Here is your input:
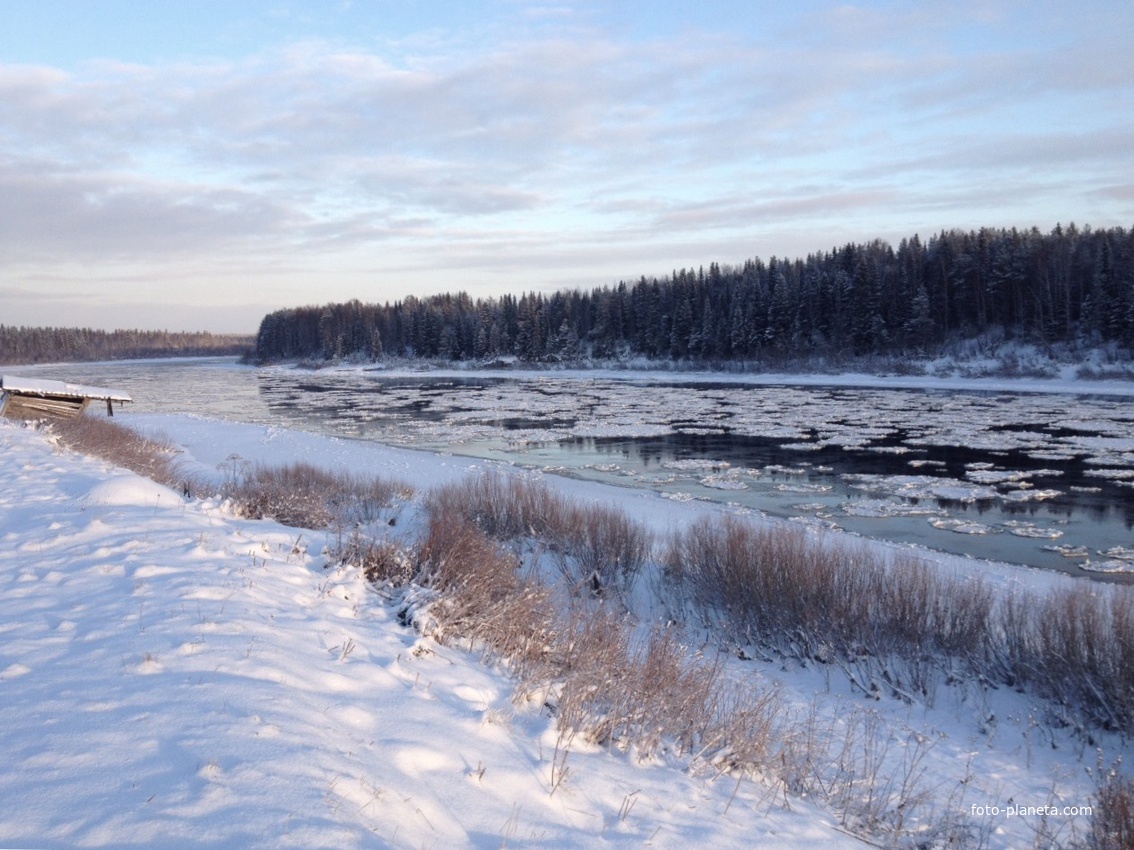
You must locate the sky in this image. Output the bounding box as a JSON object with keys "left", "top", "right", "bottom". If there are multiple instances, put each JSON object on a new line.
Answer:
{"left": 0, "top": 1, "right": 1132, "bottom": 333}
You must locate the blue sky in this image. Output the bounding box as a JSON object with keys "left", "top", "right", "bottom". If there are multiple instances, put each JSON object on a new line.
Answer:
{"left": 1, "top": 1, "right": 1131, "bottom": 333}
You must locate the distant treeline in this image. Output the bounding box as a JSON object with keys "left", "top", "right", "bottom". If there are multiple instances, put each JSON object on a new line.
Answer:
{"left": 255, "top": 225, "right": 1134, "bottom": 364}
{"left": 0, "top": 326, "right": 254, "bottom": 365}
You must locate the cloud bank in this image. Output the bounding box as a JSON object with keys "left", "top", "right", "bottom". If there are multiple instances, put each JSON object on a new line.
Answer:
{"left": 0, "top": 2, "right": 1131, "bottom": 331}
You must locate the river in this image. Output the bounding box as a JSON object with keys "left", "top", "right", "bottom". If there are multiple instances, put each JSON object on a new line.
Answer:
{"left": 13, "top": 357, "right": 1134, "bottom": 579}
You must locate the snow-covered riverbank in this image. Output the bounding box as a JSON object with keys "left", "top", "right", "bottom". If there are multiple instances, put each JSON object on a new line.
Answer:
{"left": 0, "top": 413, "right": 1124, "bottom": 848}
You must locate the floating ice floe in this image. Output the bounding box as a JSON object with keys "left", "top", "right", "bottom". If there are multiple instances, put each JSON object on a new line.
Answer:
{"left": 700, "top": 475, "right": 749, "bottom": 490}
{"left": 1044, "top": 544, "right": 1090, "bottom": 558}
{"left": 1083, "top": 468, "right": 1134, "bottom": 480}
{"left": 845, "top": 474, "right": 999, "bottom": 503}
{"left": 1081, "top": 560, "right": 1134, "bottom": 573}
{"left": 930, "top": 518, "right": 994, "bottom": 535}
{"left": 841, "top": 499, "right": 942, "bottom": 519}
{"left": 776, "top": 483, "right": 832, "bottom": 494}
{"left": 663, "top": 458, "right": 729, "bottom": 471}
{"left": 571, "top": 422, "right": 672, "bottom": 438}
{"left": 505, "top": 428, "right": 568, "bottom": 445}
{"left": 964, "top": 467, "right": 1064, "bottom": 485}
{"left": 791, "top": 515, "right": 842, "bottom": 531}
{"left": 585, "top": 463, "right": 623, "bottom": 473}
{"left": 1001, "top": 488, "right": 1062, "bottom": 502}
{"left": 793, "top": 502, "right": 832, "bottom": 513}
{"left": 1098, "top": 546, "right": 1134, "bottom": 561}
{"left": 1003, "top": 521, "right": 1063, "bottom": 539}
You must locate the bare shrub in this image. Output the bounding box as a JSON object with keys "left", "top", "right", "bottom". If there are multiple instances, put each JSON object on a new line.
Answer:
{"left": 414, "top": 514, "right": 557, "bottom": 679}
{"left": 430, "top": 471, "right": 652, "bottom": 599}
{"left": 1090, "top": 764, "right": 1134, "bottom": 850}
{"left": 427, "top": 471, "right": 571, "bottom": 541}
{"left": 414, "top": 499, "right": 778, "bottom": 775}
{"left": 329, "top": 530, "right": 415, "bottom": 585}
{"left": 534, "top": 605, "right": 780, "bottom": 771}
{"left": 668, "top": 513, "right": 1134, "bottom": 734}
{"left": 53, "top": 415, "right": 185, "bottom": 490}
{"left": 553, "top": 503, "right": 651, "bottom": 599}
{"left": 225, "top": 461, "right": 411, "bottom": 529}
{"left": 998, "top": 584, "right": 1134, "bottom": 732}
{"left": 665, "top": 515, "right": 989, "bottom": 682}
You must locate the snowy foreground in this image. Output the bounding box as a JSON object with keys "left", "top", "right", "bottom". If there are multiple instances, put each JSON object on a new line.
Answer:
{"left": 0, "top": 412, "right": 1120, "bottom": 848}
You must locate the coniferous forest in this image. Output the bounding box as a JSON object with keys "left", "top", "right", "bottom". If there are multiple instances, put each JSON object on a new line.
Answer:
{"left": 0, "top": 327, "right": 254, "bottom": 366}
{"left": 254, "top": 226, "right": 1134, "bottom": 366}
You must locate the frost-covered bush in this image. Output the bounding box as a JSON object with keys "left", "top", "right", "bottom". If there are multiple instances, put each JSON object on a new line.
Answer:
{"left": 666, "top": 514, "right": 1134, "bottom": 733}
{"left": 53, "top": 415, "right": 182, "bottom": 488}
{"left": 225, "top": 461, "right": 410, "bottom": 529}
{"left": 429, "top": 471, "right": 651, "bottom": 599}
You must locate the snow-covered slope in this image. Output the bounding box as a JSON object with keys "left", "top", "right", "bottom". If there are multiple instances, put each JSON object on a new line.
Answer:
{"left": 0, "top": 419, "right": 871, "bottom": 849}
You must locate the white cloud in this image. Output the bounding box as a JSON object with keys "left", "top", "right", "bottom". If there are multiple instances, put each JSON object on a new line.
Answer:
{"left": 0, "top": 2, "right": 1131, "bottom": 330}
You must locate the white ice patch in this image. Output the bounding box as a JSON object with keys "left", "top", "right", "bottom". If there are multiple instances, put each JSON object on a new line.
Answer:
{"left": 663, "top": 459, "right": 729, "bottom": 471}
{"left": 930, "top": 518, "right": 994, "bottom": 535}
{"left": 571, "top": 422, "right": 672, "bottom": 438}
{"left": 1098, "top": 546, "right": 1134, "bottom": 561}
{"left": 1044, "top": 544, "right": 1090, "bottom": 558}
{"left": 700, "top": 475, "right": 749, "bottom": 490}
{"left": 964, "top": 468, "right": 1063, "bottom": 485}
{"left": 845, "top": 474, "right": 998, "bottom": 503}
{"left": 776, "top": 483, "right": 832, "bottom": 494}
{"left": 1001, "top": 488, "right": 1062, "bottom": 502}
{"left": 842, "top": 499, "right": 942, "bottom": 519}
{"left": 1082, "top": 560, "right": 1134, "bottom": 573}
{"left": 1084, "top": 468, "right": 1134, "bottom": 480}
{"left": 1003, "top": 521, "right": 1063, "bottom": 539}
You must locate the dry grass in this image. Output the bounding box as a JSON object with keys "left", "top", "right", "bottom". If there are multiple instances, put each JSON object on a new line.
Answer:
{"left": 57, "top": 421, "right": 1110, "bottom": 847}
{"left": 997, "top": 584, "right": 1134, "bottom": 734}
{"left": 413, "top": 514, "right": 559, "bottom": 678}
{"left": 1090, "top": 764, "right": 1134, "bottom": 850}
{"left": 426, "top": 471, "right": 569, "bottom": 541}
{"left": 414, "top": 493, "right": 780, "bottom": 775}
{"left": 428, "top": 471, "right": 650, "bottom": 599}
{"left": 553, "top": 503, "right": 651, "bottom": 599}
{"left": 666, "top": 514, "right": 1134, "bottom": 734}
{"left": 224, "top": 461, "right": 412, "bottom": 530}
{"left": 52, "top": 415, "right": 185, "bottom": 490}
{"left": 328, "top": 530, "right": 415, "bottom": 585}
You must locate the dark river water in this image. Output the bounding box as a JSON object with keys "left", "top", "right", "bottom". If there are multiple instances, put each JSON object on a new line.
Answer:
{"left": 14, "top": 358, "right": 1134, "bottom": 580}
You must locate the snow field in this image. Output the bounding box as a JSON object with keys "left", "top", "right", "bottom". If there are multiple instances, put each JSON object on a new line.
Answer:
{"left": 0, "top": 420, "right": 870, "bottom": 849}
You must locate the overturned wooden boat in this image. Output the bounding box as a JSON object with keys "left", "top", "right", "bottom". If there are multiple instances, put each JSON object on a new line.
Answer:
{"left": 0, "top": 375, "right": 132, "bottom": 419}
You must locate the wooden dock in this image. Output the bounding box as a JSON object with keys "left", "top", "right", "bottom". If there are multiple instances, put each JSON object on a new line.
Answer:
{"left": 0, "top": 375, "right": 133, "bottom": 419}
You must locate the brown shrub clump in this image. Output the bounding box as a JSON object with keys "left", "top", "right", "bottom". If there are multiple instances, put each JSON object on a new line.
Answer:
{"left": 224, "top": 461, "right": 411, "bottom": 530}
{"left": 53, "top": 415, "right": 183, "bottom": 489}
